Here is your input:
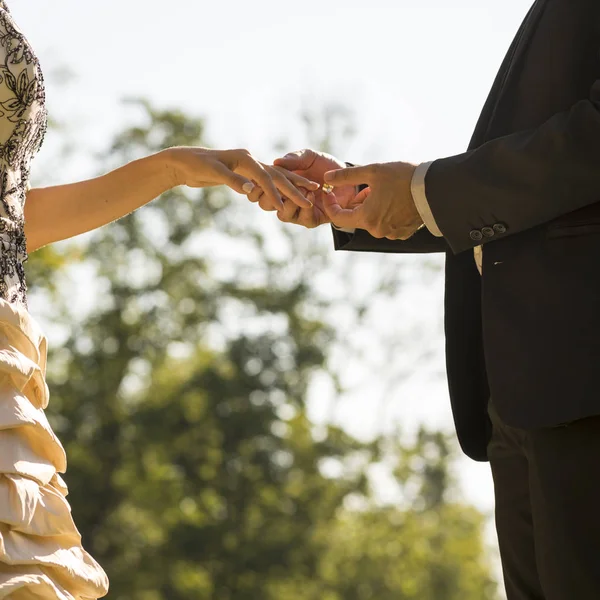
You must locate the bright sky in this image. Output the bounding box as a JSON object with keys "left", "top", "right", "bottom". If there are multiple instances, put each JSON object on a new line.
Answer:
{"left": 12, "top": 0, "right": 533, "bottom": 556}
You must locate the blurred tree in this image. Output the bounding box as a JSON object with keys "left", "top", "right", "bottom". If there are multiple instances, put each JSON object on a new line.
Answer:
{"left": 26, "top": 101, "right": 497, "bottom": 599}
{"left": 268, "top": 429, "right": 496, "bottom": 600}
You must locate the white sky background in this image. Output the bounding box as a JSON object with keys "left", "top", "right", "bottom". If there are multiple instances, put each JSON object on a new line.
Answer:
{"left": 12, "top": 0, "right": 532, "bottom": 558}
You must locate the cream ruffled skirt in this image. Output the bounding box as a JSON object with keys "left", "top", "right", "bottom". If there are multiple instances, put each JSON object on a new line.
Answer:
{"left": 0, "top": 299, "right": 109, "bottom": 599}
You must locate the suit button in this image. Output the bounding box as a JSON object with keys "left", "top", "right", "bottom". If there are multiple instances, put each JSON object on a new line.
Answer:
{"left": 481, "top": 226, "right": 495, "bottom": 238}
{"left": 493, "top": 223, "right": 507, "bottom": 234}
{"left": 470, "top": 230, "right": 483, "bottom": 241}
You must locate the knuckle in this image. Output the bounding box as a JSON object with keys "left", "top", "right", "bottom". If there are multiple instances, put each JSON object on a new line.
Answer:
{"left": 240, "top": 151, "right": 259, "bottom": 167}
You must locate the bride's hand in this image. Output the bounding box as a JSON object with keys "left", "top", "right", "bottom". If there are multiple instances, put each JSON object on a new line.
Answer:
{"left": 164, "top": 147, "right": 319, "bottom": 210}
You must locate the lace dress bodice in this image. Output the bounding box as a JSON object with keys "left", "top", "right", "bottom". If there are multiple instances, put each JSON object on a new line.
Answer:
{"left": 0, "top": 0, "right": 47, "bottom": 307}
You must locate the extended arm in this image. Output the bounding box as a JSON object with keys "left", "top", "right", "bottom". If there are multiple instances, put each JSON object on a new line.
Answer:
{"left": 25, "top": 151, "right": 173, "bottom": 252}
{"left": 25, "top": 148, "right": 318, "bottom": 252}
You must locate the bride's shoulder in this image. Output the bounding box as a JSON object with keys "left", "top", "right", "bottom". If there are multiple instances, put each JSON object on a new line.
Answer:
{"left": 0, "top": 3, "right": 31, "bottom": 45}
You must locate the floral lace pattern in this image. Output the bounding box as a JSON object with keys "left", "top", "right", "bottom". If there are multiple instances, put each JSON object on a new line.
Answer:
{"left": 0, "top": 0, "right": 47, "bottom": 306}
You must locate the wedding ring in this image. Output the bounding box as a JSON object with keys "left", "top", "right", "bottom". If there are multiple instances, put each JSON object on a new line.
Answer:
{"left": 322, "top": 183, "right": 334, "bottom": 194}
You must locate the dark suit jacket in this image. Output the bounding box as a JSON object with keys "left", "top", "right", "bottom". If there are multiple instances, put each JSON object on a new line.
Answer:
{"left": 333, "top": 0, "right": 600, "bottom": 461}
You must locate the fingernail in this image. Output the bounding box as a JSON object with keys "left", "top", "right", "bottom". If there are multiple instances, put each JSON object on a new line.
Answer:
{"left": 242, "top": 182, "right": 255, "bottom": 194}
{"left": 307, "top": 192, "right": 315, "bottom": 206}
{"left": 323, "top": 171, "right": 335, "bottom": 182}
{"left": 310, "top": 181, "right": 320, "bottom": 190}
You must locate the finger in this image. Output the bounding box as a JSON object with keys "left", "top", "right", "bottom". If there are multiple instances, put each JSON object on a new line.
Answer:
{"left": 296, "top": 203, "right": 328, "bottom": 229}
{"left": 277, "top": 204, "right": 301, "bottom": 224}
{"left": 258, "top": 196, "right": 277, "bottom": 212}
{"left": 324, "top": 165, "right": 373, "bottom": 188}
{"left": 238, "top": 156, "right": 283, "bottom": 210}
{"left": 279, "top": 197, "right": 303, "bottom": 222}
{"left": 354, "top": 186, "right": 371, "bottom": 205}
{"left": 322, "top": 190, "right": 365, "bottom": 229}
{"left": 210, "top": 161, "right": 256, "bottom": 195}
{"left": 247, "top": 187, "right": 263, "bottom": 204}
{"left": 273, "top": 149, "right": 317, "bottom": 172}
{"left": 269, "top": 169, "right": 314, "bottom": 209}
{"left": 272, "top": 166, "right": 320, "bottom": 191}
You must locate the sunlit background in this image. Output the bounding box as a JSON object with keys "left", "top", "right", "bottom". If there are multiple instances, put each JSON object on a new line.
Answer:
{"left": 12, "top": 1, "right": 534, "bottom": 597}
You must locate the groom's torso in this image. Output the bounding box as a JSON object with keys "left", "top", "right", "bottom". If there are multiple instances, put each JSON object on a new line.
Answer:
{"left": 447, "top": 0, "right": 600, "bottom": 460}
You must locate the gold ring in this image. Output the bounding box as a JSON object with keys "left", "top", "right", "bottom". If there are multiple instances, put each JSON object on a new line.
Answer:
{"left": 322, "top": 183, "right": 334, "bottom": 194}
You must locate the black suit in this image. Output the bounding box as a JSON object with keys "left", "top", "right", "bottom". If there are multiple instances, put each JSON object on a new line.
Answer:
{"left": 334, "top": 1, "right": 600, "bottom": 597}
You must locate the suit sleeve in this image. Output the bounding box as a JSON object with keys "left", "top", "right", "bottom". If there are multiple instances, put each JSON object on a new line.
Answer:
{"left": 426, "top": 77, "right": 600, "bottom": 253}
{"left": 332, "top": 226, "right": 448, "bottom": 254}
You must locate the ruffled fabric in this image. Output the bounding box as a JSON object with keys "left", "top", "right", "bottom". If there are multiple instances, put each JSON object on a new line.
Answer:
{"left": 0, "top": 299, "right": 109, "bottom": 599}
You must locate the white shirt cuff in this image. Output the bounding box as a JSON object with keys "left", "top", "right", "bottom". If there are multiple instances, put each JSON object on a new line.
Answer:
{"left": 332, "top": 224, "right": 356, "bottom": 234}
{"left": 411, "top": 161, "right": 443, "bottom": 237}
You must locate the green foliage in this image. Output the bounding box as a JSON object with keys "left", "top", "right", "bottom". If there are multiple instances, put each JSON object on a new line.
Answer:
{"left": 27, "top": 101, "right": 497, "bottom": 599}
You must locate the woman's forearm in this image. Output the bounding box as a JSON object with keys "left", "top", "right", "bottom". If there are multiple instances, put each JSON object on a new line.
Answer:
{"left": 24, "top": 150, "right": 175, "bottom": 252}
{"left": 24, "top": 146, "right": 320, "bottom": 253}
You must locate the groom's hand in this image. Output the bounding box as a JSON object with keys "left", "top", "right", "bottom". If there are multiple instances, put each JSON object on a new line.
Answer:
{"left": 267, "top": 149, "right": 359, "bottom": 228}
{"left": 322, "top": 162, "right": 423, "bottom": 240}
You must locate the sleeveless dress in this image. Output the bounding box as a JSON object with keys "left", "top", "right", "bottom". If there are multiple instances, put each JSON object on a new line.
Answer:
{"left": 0, "top": 2, "right": 109, "bottom": 598}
